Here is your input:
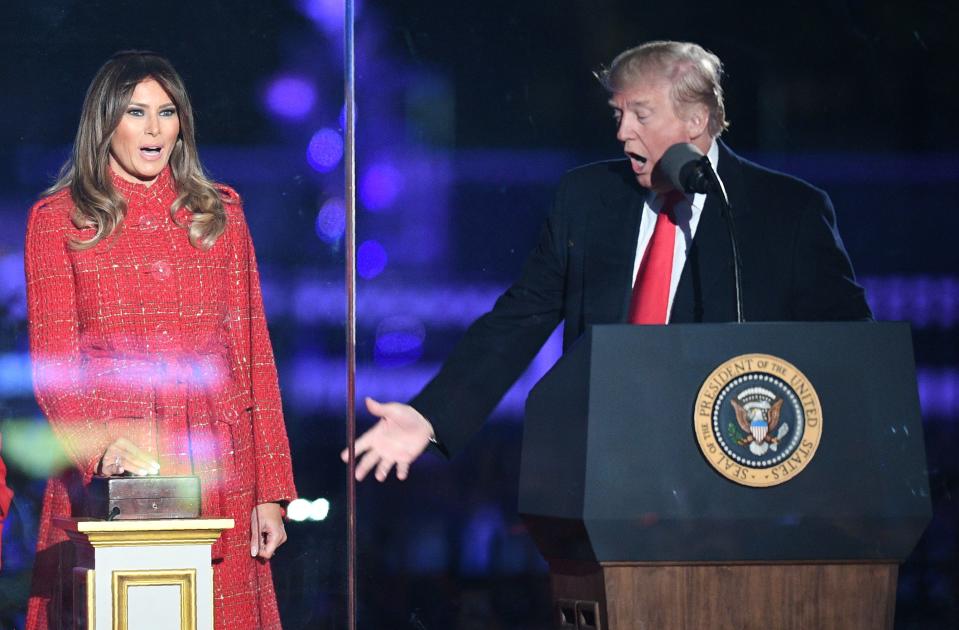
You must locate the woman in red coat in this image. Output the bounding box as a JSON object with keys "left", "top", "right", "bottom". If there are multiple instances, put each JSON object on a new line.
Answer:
{"left": 24, "top": 51, "right": 296, "bottom": 629}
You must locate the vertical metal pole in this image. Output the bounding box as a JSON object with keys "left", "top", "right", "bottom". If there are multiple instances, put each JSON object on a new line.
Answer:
{"left": 344, "top": 0, "right": 357, "bottom": 629}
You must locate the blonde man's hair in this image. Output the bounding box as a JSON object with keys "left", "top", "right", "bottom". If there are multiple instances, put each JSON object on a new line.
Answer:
{"left": 598, "top": 40, "right": 729, "bottom": 137}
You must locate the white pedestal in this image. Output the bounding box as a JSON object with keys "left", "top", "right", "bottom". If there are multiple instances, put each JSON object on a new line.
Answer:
{"left": 54, "top": 517, "right": 233, "bottom": 630}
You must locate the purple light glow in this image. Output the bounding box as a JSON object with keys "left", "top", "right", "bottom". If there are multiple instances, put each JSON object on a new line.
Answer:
{"left": 261, "top": 275, "right": 959, "bottom": 331}
{"left": 291, "top": 282, "right": 334, "bottom": 323}
{"left": 359, "top": 163, "right": 404, "bottom": 211}
{"left": 405, "top": 520, "right": 448, "bottom": 573}
{"left": 315, "top": 198, "right": 346, "bottom": 242}
{"left": 0, "top": 252, "right": 26, "bottom": 320}
{"left": 357, "top": 240, "right": 388, "bottom": 279}
{"left": 259, "top": 271, "right": 288, "bottom": 319}
{"left": 264, "top": 75, "right": 317, "bottom": 120}
{"left": 271, "top": 280, "right": 502, "bottom": 325}
{"left": 0, "top": 352, "right": 31, "bottom": 396}
{"left": 306, "top": 128, "right": 344, "bottom": 173}
{"left": 917, "top": 368, "right": 959, "bottom": 419}
{"left": 862, "top": 275, "right": 959, "bottom": 328}
{"left": 460, "top": 506, "right": 507, "bottom": 575}
{"left": 296, "top": 0, "right": 363, "bottom": 34}
{"left": 374, "top": 316, "right": 426, "bottom": 367}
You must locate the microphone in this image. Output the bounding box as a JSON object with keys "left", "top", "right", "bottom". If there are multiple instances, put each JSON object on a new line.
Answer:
{"left": 658, "top": 142, "right": 744, "bottom": 323}
{"left": 658, "top": 142, "right": 721, "bottom": 196}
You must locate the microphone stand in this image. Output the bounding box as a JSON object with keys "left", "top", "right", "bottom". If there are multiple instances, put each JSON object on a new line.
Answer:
{"left": 697, "top": 156, "right": 744, "bottom": 323}
{"left": 660, "top": 143, "right": 745, "bottom": 323}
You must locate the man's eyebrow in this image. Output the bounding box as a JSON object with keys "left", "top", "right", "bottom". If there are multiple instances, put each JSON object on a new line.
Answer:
{"left": 607, "top": 99, "right": 653, "bottom": 109}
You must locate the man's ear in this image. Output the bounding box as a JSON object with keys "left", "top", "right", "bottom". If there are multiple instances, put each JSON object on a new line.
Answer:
{"left": 685, "top": 104, "right": 710, "bottom": 139}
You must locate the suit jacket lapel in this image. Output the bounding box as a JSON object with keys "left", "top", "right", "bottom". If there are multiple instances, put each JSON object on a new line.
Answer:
{"left": 583, "top": 176, "right": 645, "bottom": 324}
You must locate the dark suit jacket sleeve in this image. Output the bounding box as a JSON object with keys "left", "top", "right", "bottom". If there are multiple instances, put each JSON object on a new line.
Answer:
{"left": 410, "top": 179, "right": 572, "bottom": 458}
{"left": 789, "top": 189, "right": 872, "bottom": 321}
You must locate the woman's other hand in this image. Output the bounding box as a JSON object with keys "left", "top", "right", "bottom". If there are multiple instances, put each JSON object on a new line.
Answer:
{"left": 250, "top": 502, "right": 288, "bottom": 559}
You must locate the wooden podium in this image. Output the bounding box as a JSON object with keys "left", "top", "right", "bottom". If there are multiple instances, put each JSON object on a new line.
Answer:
{"left": 520, "top": 323, "right": 931, "bottom": 630}
{"left": 54, "top": 517, "right": 233, "bottom": 630}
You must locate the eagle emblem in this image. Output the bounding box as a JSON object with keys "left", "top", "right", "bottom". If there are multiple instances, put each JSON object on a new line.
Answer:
{"left": 730, "top": 387, "right": 789, "bottom": 456}
{"left": 695, "top": 353, "right": 822, "bottom": 487}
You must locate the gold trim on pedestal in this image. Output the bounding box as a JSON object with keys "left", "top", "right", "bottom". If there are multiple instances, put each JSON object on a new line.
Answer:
{"left": 112, "top": 568, "right": 197, "bottom": 630}
{"left": 87, "top": 569, "right": 96, "bottom": 629}
{"left": 54, "top": 518, "right": 234, "bottom": 547}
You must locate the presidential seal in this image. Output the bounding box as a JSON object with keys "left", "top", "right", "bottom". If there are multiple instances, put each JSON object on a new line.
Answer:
{"left": 693, "top": 353, "right": 822, "bottom": 488}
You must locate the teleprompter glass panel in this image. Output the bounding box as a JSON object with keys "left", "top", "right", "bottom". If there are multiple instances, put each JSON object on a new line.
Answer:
{"left": 0, "top": 3, "right": 348, "bottom": 629}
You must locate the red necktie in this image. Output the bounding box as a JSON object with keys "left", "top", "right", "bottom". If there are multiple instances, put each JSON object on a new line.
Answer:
{"left": 628, "top": 193, "right": 681, "bottom": 324}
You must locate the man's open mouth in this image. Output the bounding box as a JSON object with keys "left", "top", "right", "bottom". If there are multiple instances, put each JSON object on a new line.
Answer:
{"left": 626, "top": 151, "right": 647, "bottom": 164}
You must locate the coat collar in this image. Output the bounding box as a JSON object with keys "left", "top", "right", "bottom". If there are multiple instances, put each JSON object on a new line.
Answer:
{"left": 713, "top": 139, "right": 751, "bottom": 220}
{"left": 109, "top": 165, "right": 176, "bottom": 202}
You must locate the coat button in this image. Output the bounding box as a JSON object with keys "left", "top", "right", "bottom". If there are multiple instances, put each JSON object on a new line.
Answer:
{"left": 152, "top": 260, "right": 172, "bottom": 280}
{"left": 138, "top": 215, "right": 158, "bottom": 232}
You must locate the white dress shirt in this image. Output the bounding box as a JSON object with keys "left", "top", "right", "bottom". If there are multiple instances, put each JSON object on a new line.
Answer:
{"left": 631, "top": 140, "right": 720, "bottom": 322}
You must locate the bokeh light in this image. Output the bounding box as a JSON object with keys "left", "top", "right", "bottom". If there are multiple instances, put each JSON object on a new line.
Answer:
{"left": 286, "top": 497, "right": 331, "bottom": 522}
{"left": 306, "top": 128, "right": 344, "bottom": 173}
{"left": 296, "top": 0, "right": 363, "bottom": 34}
{"left": 1, "top": 419, "right": 71, "bottom": 479}
{"left": 287, "top": 498, "right": 311, "bottom": 522}
{"left": 375, "top": 315, "right": 426, "bottom": 367}
{"left": 359, "top": 162, "right": 404, "bottom": 211}
{"left": 309, "top": 498, "right": 331, "bottom": 521}
{"left": 357, "top": 240, "right": 388, "bottom": 279}
{"left": 264, "top": 75, "right": 317, "bottom": 120}
{"left": 315, "top": 197, "right": 346, "bottom": 242}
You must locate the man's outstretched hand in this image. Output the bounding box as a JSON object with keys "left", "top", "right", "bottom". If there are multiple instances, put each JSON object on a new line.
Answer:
{"left": 341, "top": 397, "right": 435, "bottom": 481}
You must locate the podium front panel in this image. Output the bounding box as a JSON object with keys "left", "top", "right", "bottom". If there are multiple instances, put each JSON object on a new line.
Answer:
{"left": 520, "top": 322, "right": 931, "bottom": 563}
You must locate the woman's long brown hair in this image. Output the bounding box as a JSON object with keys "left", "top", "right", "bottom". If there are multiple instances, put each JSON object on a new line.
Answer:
{"left": 47, "top": 50, "right": 227, "bottom": 250}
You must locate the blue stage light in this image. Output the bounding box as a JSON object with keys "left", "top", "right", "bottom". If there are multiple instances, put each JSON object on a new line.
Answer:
{"left": 306, "top": 128, "right": 344, "bottom": 173}
{"left": 374, "top": 315, "right": 426, "bottom": 367}
{"left": 359, "top": 162, "right": 403, "bottom": 211}
{"left": 357, "top": 240, "right": 388, "bottom": 279}
{"left": 315, "top": 197, "right": 346, "bottom": 242}
{"left": 264, "top": 75, "right": 317, "bottom": 121}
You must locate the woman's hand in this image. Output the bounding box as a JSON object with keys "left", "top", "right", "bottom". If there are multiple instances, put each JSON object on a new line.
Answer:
{"left": 250, "top": 502, "right": 287, "bottom": 559}
{"left": 98, "top": 438, "right": 160, "bottom": 476}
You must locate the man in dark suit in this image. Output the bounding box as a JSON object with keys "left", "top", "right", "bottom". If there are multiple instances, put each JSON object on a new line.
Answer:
{"left": 342, "top": 40, "right": 871, "bottom": 480}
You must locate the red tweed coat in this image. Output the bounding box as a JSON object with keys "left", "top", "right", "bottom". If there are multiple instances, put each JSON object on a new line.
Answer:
{"left": 24, "top": 167, "right": 296, "bottom": 629}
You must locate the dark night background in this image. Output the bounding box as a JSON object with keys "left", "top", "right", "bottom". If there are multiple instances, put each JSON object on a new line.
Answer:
{"left": 0, "top": 1, "right": 957, "bottom": 628}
